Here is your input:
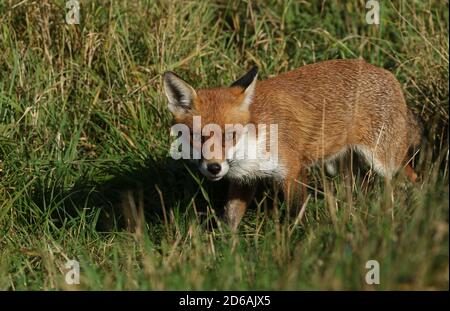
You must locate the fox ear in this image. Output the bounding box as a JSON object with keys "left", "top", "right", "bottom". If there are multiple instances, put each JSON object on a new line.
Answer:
{"left": 163, "top": 71, "right": 197, "bottom": 115}
{"left": 231, "top": 66, "right": 258, "bottom": 110}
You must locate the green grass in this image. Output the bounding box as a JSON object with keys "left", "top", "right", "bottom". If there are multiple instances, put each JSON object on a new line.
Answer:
{"left": 0, "top": 0, "right": 448, "bottom": 290}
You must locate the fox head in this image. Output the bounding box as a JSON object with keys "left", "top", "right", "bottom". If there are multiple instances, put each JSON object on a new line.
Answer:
{"left": 163, "top": 66, "right": 258, "bottom": 181}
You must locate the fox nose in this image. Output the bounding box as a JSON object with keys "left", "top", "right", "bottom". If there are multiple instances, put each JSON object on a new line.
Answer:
{"left": 207, "top": 163, "right": 222, "bottom": 175}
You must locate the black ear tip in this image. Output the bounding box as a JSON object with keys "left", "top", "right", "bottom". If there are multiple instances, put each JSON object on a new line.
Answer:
{"left": 250, "top": 65, "right": 258, "bottom": 74}
{"left": 230, "top": 65, "right": 259, "bottom": 88}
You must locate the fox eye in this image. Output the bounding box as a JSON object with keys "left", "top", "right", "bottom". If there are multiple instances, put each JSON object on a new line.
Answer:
{"left": 192, "top": 132, "right": 202, "bottom": 141}
{"left": 225, "top": 131, "right": 235, "bottom": 141}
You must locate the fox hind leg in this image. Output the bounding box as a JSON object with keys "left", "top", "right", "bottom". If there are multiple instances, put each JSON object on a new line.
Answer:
{"left": 404, "top": 163, "right": 418, "bottom": 182}
{"left": 354, "top": 145, "right": 396, "bottom": 180}
{"left": 282, "top": 165, "right": 307, "bottom": 218}
{"left": 354, "top": 143, "right": 418, "bottom": 182}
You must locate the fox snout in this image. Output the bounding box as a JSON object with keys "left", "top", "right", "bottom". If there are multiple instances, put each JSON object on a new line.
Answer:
{"left": 191, "top": 132, "right": 234, "bottom": 181}
{"left": 198, "top": 159, "right": 230, "bottom": 181}
{"left": 206, "top": 163, "right": 221, "bottom": 175}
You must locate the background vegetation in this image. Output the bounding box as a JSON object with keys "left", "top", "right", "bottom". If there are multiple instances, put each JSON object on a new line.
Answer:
{"left": 0, "top": 0, "right": 448, "bottom": 290}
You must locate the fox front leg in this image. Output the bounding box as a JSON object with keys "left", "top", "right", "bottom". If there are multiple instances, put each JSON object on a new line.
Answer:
{"left": 225, "top": 181, "right": 256, "bottom": 231}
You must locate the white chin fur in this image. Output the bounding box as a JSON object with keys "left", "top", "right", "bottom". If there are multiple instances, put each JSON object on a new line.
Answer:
{"left": 199, "top": 161, "right": 229, "bottom": 181}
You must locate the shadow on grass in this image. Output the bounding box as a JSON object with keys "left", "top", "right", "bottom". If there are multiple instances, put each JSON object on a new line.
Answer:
{"left": 30, "top": 157, "right": 230, "bottom": 232}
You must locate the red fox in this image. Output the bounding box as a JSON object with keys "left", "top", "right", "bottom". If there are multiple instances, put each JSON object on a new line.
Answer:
{"left": 163, "top": 59, "right": 421, "bottom": 230}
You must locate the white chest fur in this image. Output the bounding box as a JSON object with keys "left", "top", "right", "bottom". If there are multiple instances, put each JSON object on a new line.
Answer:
{"left": 225, "top": 125, "right": 286, "bottom": 182}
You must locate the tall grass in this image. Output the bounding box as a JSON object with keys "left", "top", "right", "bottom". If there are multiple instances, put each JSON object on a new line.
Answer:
{"left": 0, "top": 0, "right": 448, "bottom": 290}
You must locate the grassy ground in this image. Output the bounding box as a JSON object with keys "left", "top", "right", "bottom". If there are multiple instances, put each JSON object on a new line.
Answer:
{"left": 0, "top": 0, "right": 448, "bottom": 290}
